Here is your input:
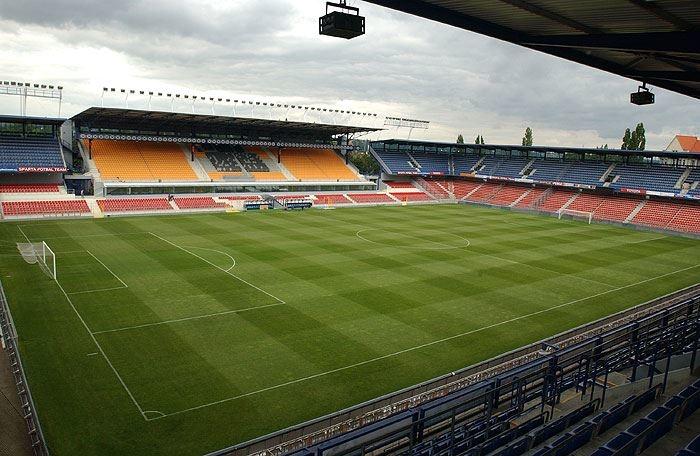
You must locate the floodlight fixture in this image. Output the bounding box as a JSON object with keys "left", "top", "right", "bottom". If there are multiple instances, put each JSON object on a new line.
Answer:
{"left": 631, "top": 82, "right": 655, "bottom": 105}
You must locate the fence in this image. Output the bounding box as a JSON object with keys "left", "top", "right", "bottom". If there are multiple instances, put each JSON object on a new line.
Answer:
{"left": 0, "top": 280, "right": 49, "bottom": 455}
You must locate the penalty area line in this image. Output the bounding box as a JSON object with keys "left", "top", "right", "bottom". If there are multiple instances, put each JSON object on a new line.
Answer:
{"left": 146, "top": 263, "right": 700, "bottom": 421}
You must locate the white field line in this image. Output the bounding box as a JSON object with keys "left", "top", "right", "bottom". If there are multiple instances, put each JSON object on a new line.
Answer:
{"left": 147, "top": 262, "right": 700, "bottom": 421}
{"left": 184, "top": 246, "right": 236, "bottom": 272}
{"left": 68, "top": 286, "right": 128, "bottom": 296}
{"left": 16, "top": 225, "right": 148, "bottom": 420}
{"left": 92, "top": 302, "right": 284, "bottom": 335}
{"left": 149, "top": 232, "right": 285, "bottom": 304}
{"left": 86, "top": 250, "right": 129, "bottom": 288}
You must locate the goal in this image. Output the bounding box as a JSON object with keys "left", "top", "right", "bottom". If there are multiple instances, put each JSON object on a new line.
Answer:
{"left": 17, "top": 242, "right": 56, "bottom": 280}
{"left": 557, "top": 209, "right": 593, "bottom": 224}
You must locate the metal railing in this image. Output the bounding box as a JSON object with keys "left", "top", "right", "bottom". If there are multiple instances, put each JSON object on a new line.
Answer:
{"left": 0, "top": 280, "right": 49, "bottom": 455}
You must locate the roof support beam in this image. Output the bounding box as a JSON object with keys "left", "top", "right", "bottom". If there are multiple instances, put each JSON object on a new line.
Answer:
{"left": 522, "top": 32, "right": 700, "bottom": 55}
{"left": 626, "top": 0, "right": 695, "bottom": 31}
{"left": 620, "top": 71, "right": 700, "bottom": 83}
{"left": 496, "top": 0, "right": 600, "bottom": 34}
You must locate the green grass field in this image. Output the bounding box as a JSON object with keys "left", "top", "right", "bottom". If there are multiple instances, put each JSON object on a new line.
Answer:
{"left": 1, "top": 204, "right": 698, "bottom": 455}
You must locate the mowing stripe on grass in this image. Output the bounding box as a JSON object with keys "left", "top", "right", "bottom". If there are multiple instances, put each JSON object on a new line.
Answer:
{"left": 149, "top": 232, "right": 286, "bottom": 304}
{"left": 147, "top": 262, "right": 700, "bottom": 420}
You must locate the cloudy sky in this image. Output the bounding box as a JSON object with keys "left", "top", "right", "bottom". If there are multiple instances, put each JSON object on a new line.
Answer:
{"left": 1, "top": 0, "right": 698, "bottom": 149}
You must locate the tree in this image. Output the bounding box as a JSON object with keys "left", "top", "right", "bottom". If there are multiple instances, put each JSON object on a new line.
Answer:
{"left": 457, "top": 134, "right": 464, "bottom": 144}
{"left": 348, "top": 151, "right": 380, "bottom": 175}
{"left": 621, "top": 123, "right": 646, "bottom": 150}
{"left": 621, "top": 128, "right": 631, "bottom": 150}
{"left": 475, "top": 135, "right": 485, "bottom": 145}
{"left": 521, "top": 127, "right": 533, "bottom": 146}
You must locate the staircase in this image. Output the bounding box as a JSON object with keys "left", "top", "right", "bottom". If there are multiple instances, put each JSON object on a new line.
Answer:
{"left": 181, "top": 146, "right": 210, "bottom": 181}
{"left": 559, "top": 192, "right": 580, "bottom": 211}
{"left": 510, "top": 188, "right": 532, "bottom": 207}
{"left": 625, "top": 199, "right": 647, "bottom": 223}
{"left": 520, "top": 159, "right": 535, "bottom": 176}
{"left": 675, "top": 167, "right": 692, "bottom": 189}
{"left": 600, "top": 163, "right": 616, "bottom": 182}
{"left": 260, "top": 148, "right": 296, "bottom": 180}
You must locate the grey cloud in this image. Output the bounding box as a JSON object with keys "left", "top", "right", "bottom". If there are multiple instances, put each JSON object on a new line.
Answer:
{"left": 0, "top": 0, "right": 698, "bottom": 149}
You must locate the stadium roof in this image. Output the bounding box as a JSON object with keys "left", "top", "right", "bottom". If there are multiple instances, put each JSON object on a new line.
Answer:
{"left": 364, "top": 0, "right": 700, "bottom": 100}
{"left": 0, "top": 114, "right": 67, "bottom": 126}
{"left": 71, "top": 107, "right": 380, "bottom": 140}
{"left": 376, "top": 138, "right": 700, "bottom": 160}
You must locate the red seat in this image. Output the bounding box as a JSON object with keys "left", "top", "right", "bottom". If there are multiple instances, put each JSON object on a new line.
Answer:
{"left": 174, "top": 197, "right": 226, "bottom": 209}
{"left": 98, "top": 198, "right": 172, "bottom": 212}
{"left": 1, "top": 200, "right": 89, "bottom": 215}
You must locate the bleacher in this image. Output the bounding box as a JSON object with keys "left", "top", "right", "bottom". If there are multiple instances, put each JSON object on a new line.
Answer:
{"left": 529, "top": 160, "right": 570, "bottom": 182}
{"left": 347, "top": 193, "right": 395, "bottom": 204}
{"left": 489, "top": 185, "right": 530, "bottom": 206}
{"left": 97, "top": 198, "right": 173, "bottom": 213}
{"left": 411, "top": 153, "right": 450, "bottom": 174}
{"left": 560, "top": 161, "right": 609, "bottom": 186}
{"left": 377, "top": 150, "right": 418, "bottom": 174}
{"left": 281, "top": 148, "right": 358, "bottom": 181}
{"left": 536, "top": 189, "right": 575, "bottom": 212}
{"left": 610, "top": 163, "right": 685, "bottom": 193}
{"left": 314, "top": 194, "right": 353, "bottom": 205}
{"left": 173, "top": 197, "right": 227, "bottom": 210}
{"left": 0, "top": 135, "right": 66, "bottom": 172}
{"left": 1, "top": 200, "right": 90, "bottom": 217}
{"left": 89, "top": 140, "right": 198, "bottom": 181}
{"left": 205, "top": 148, "right": 243, "bottom": 172}
{"left": 453, "top": 154, "right": 481, "bottom": 175}
{"left": 390, "top": 192, "right": 433, "bottom": 202}
{"left": 465, "top": 182, "right": 502, "bottom": 202}
{"left": 0, "top": 184, "right": 59, "bottom": 193}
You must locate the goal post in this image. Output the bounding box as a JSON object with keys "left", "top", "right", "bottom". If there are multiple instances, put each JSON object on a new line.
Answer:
{"left": 557, "top": 209, "right": 593, "bottom": 224}
{"left": 17, "top": 241, "right": 56, "bottom": 280}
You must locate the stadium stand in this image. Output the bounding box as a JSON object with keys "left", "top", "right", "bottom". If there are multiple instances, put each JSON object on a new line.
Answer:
{"left": 97, "top": 198, "right": 173, "bottom": 213}
{"left": 411, "top": 152, "right": 450, "bottom": 174}
{"left": 529, "top": 159, "right": 570, "bottom": 181}
{"left": 592, "top": 195, "right": 642, "bottom": 222}
{"left": 0, "top": 135, "right": 66, "bottom": 171}
{"left": 173, "top": 197, "right": 227, "bottom": 210}
{"left": 536, "top": 189, "right": 576, "bottom": 212}
{"left": 314, "top": 194, "right": 353, "bottom": 205}
{"left": 347, "top": 193, "right": 395, "bottom": 204}
{"left": 560, "top": 161, "right": 610, "bottom": 186}
{"left": 453, "top": 153, "right": 481, "bottom": 175}
{"left": 515, "top": 187, "right": 547, "bottom": 208}
{"left": 1, "top": 200, "right": 90, "bottom": 216}
{"left": 453, "top": 180, "right": 483, "bottom": 199}
{"left": 205, "top": 148, "right": 243, "bottom": 172}
{"left": 610, "top": 164, "right": 686, "bottom": 193}
{"left": 251, "top": 171, "right": 287, "bottom": 181}
{"left": 385, "top": 181, "right": 416, "bottom": 189}
{"left": 376, "top": 150, "right": 418, "bottom": 174}
{"left": 465, "top": 182, "right": 502, "bottom": 202}
{"left": 418, "top": 178, "right": 451, "bottom": 199}
{"left": 89, "top": 140, "right": 197, "bottom": 181}
{"left": 489, "top": 185, "right": 531, "bottom": 206}
{"left": 0, "top": 184, "right": 59, "bottom": 193}
{"left": 281, "top": 148, "right": 358, "bottom": 181}
{"left": 390, "top": 192, "right": 433, "bottom": 202}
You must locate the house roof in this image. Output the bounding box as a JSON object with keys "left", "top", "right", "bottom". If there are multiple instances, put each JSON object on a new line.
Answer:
{"left": 674, "top": 135, "right": 700, "bottom": 153}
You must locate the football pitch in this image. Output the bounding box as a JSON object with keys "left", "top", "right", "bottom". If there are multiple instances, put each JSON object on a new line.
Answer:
{"left": 1, "top": 204, "right": 699, "bottom": 455}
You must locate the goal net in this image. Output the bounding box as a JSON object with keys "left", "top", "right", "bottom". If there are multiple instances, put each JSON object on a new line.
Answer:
{"left": 17, "top": 242, "right": 56, "bottom": 280}
{"left": 557, "top": 209, "right": 593, "bottom": 224}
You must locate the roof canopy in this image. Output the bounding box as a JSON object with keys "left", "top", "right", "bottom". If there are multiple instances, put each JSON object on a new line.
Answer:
{"left": 374, "top": 138, "right": 700, "bottom": 160}
{"left": 71, "top": 107, "right": 380, "bottom": 142}
{"left": 365, "top": 0, "right": 700, "bottom": 100}
{"left": 0, "top": 114, "right": 67, "bottom": 126}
